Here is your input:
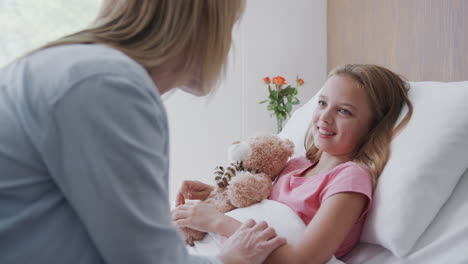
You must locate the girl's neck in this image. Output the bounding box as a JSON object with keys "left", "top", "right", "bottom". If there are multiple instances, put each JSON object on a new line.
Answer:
{"left": 322, "top": 151, "right": 352, "bottom": 163}
{"left": 311, "top": 152, "right": 352, "bottom": 176}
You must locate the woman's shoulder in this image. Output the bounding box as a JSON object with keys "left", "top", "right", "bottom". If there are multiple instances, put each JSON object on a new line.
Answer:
{"left": 23, "top": 44, "right": 159, "bottom": 105}
{"left": 33, "top": 44, "right": 149, "bottom": 83}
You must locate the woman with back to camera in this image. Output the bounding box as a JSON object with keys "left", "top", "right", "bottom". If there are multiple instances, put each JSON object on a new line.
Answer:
{"left": 0, "top": 0, "right": 285, "bottom": 263}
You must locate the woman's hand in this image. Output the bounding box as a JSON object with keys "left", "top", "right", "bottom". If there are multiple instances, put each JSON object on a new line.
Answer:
{"left": 218, "top": 220, "right": 286, "bottom": 264}
{"left": 172, "top": 202, "right": 224, "bottom": 233}
{"left": 176, "top": 180, "right": 214, "bottom": 206}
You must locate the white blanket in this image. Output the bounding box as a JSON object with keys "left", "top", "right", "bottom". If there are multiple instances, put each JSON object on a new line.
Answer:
{"left": 187, "top": 199, "right": 344, "bottom": 264}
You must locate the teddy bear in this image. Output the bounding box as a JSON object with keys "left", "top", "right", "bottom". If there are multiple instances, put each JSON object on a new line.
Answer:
{"left": 181, "top": 134, "right": 295, "bottom": 246}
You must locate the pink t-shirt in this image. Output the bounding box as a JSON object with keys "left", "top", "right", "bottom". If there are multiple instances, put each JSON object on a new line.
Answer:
{"left": 269, "top": 156, "right": 373, "bottom": 258}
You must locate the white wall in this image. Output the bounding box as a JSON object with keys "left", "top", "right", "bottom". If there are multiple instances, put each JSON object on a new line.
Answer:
{"left": 165, "top": 0, "right": 327, "bottom": 201}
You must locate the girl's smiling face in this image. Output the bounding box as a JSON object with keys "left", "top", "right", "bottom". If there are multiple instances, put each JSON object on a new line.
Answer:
{"left": 312, "top": 74, "right": 374, "bottom": 159}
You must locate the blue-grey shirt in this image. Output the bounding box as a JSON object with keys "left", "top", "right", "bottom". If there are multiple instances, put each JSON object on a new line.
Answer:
{"left": 0, "top": 44, "right": 220, "bottom": 264}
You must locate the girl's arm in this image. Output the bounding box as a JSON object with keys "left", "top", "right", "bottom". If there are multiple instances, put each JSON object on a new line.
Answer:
{"left": 212, "top": 214, "right": 243, "bottom": 237}
{"left": 265, "top": 192, "right": 368, "bottom": 264}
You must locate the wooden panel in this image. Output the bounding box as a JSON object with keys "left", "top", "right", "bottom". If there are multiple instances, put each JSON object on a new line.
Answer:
{"left": 328, "top": 0, "right": 468, "bottom": 81}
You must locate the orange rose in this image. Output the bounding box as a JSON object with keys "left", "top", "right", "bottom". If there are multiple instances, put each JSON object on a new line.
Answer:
{"left": 297, "top": 78, "right": 304, "bottom": 86}
{"left": 263, "top": 77, "right": 271, "bottom": 84}
{"left": 272, "top": 76, "right": 286, "bottom": 86}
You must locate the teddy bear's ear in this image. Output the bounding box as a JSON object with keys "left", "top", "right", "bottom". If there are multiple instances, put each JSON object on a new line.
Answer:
{"left": 228, "top": 141, "right": 251, "bottom": 162}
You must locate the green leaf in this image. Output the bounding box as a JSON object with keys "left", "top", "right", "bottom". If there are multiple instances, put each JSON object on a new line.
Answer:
{"left": 280, "top": 96, "right": 285, "bottom": 104}
{"left": 292, "top": 98, "right": 300, "bottom": 105}
{"left": 282, "top": 87, "right": 292, "bottom": 95}
{"left": 271, "top": 90, "right": 278, "bottom": 100}
{"left": 259, "top": 100, "right": 268, "bottom": 104}
{"left": 285, "top": 102, "right": 292, "bottom": 112}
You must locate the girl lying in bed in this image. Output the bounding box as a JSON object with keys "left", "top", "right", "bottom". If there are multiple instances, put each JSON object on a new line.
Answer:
{"left": 172, "top": 64, "right": 413, "bottom": 263}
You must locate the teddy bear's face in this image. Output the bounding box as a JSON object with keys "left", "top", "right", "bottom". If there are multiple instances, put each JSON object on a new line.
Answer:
{"left": 241, "top": 135, "right": 294, "bottom": 179}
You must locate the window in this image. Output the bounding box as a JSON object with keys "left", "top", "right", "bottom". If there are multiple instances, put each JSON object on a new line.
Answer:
{"left": 0, "top": 0, "right": 101, "bottom": 66}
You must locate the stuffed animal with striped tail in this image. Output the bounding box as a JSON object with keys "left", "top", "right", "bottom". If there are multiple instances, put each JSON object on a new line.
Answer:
{"left": 179, "top": 134, "right": 294, "bottom": 246}
{"left": 214, "top": 161, "right": 244, "bottom": 188}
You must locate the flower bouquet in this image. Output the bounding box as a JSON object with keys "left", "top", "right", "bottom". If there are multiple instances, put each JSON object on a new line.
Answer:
{"left": 260, "top": 75, "right": 304, "bottom": 133}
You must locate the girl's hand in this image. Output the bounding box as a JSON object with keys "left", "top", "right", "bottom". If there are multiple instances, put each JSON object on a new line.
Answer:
{"left": 172, "top": 202, "right": 223, "bottom": 233}
{"left": 176, "top": 180, "right": 214, "bottom": 206}
{"left": 218, "top": 219, "right": 286, "bottom": 264}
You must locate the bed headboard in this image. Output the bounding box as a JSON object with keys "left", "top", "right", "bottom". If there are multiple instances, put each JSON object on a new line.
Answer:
{"left": 327, "top": 0, "right": 468, "bottom": 81}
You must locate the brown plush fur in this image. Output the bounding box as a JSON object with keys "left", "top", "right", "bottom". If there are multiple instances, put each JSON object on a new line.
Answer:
{"left": 181, "top": 134, "right": 294, "bottom": 245}
{"left": 228, "top": 172, "right": 272, "bottom": 208}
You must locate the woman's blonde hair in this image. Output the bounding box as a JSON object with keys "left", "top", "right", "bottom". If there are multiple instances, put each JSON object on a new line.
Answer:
{"left": 32, "top": 0, "right": 245, "bottom": 94}
{"left": 304, "top": 64, "right": 413, "bottom": 186}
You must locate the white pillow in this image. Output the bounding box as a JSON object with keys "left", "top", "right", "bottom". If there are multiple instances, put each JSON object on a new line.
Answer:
{"left": 278, "top": 87, "right": 321, "bottom": 157}
{"left": 402, "top": 168, "right": 468, "bottom": 263}
{"left": 279, "top": 81, "right": 468, "bottom": 257}
{"left": 361, "top": 81, "right": 468, "bottom": 256}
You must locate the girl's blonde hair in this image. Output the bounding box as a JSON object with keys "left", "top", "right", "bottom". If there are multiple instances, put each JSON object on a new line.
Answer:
{"left": 305, "top": 64, "right": 413, "bottom": 186}
{"left": 31, "top": 0, "right": 245, "bottom": 94}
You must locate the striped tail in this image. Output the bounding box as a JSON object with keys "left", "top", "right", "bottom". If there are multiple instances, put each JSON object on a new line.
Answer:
{"left": 221, "top": 161, "right": 243, "bottom": 187}
{"left": 214, "top": 166, "right": 226, "bottom": 188}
